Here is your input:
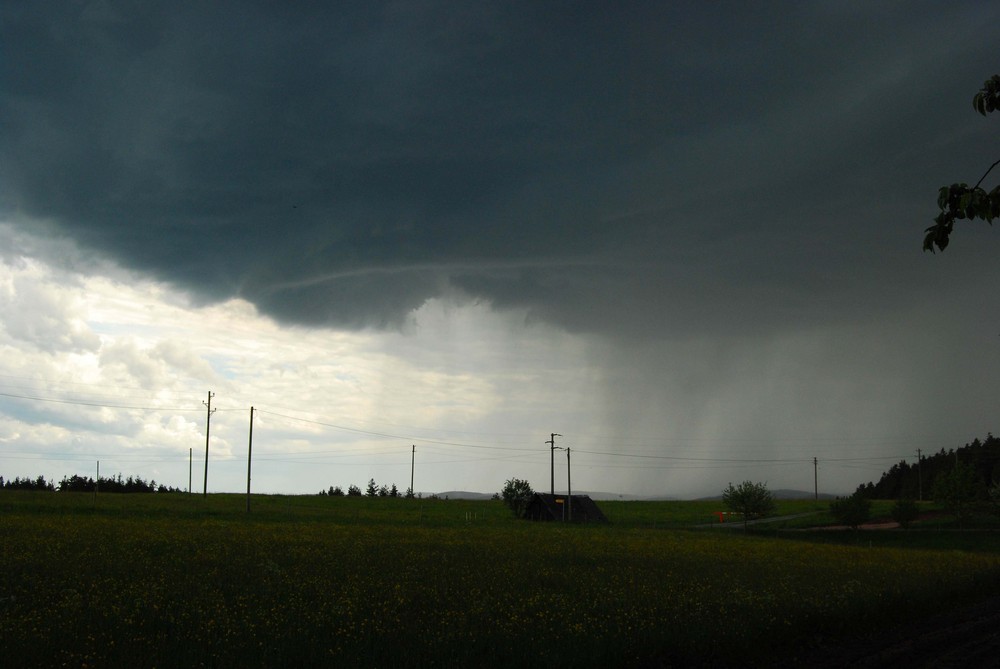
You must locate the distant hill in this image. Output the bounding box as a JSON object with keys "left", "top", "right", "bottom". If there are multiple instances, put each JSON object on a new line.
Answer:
{"left": 433, "top": 489, "right": 841, "bottom": 502}
{"left": 432, "top": 491, "right": 495, "bottom": 500}
{"left": 432, "top": 490, "right": 672, "bottom": 501}
{"left": 574, "top": 491, "right": 676, "bottom": 501}
{"left": 696, "top": 489, "right": 840, "bottom": 501}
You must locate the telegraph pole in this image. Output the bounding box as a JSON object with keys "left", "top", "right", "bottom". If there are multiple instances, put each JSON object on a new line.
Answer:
{"left": 410, "top": 445, "right": 415, "bottom": 496}
{"left": 546, "top": 433, "right": 561, "bottom": 494}
{"left": 246, "top": 406, "right": 254, "bottom": 513}
{"left": 916, "top": 449, "right": 923, "bottom": 501}
{"left": 566, "top": 447, "right": 572, "bottom": 522}
{"left": 203, "top": 391, "right": 215, "bottom": 496}
{"left": 814, "top": 457, "right": 818, "bottom": 501}
{"left": 188, "top": 448, "right": 192, "bottom": 494}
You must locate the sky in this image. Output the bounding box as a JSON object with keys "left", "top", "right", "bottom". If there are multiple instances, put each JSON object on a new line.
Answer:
{"left": 2, "top": 1, "right": 1000, "bottom": 499}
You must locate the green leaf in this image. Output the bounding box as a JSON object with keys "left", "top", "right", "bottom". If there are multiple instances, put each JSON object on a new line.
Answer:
{"left": 959, "top": 191, "right": 973, "bottom": 211}
{"left": 938, "top": 186, "right": 950, "bottom": 209}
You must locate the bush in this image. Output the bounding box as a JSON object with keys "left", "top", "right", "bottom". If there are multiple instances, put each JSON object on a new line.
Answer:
{"left": 830, "top": 492, "right": 871, "bottom": 529}
{"left": 891, "top": 498, "right": 919, "bottom": 529}
{"left": 989, "top": 480, "right": 1000, "bottom": 518}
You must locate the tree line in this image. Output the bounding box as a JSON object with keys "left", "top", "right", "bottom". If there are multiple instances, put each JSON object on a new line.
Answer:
{"left": 318, "top": 478, "right": 416, "bottom": 499}
{"left": 858, "top": 434, "right": 1000, "bottom": 501}
{"left": 0, "top": 474, "right": 182, "bottom": 493}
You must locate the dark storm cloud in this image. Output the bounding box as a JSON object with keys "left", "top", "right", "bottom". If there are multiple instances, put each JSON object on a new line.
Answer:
{"left": 3, "top": 1, "right": 1000, "bottom": 335}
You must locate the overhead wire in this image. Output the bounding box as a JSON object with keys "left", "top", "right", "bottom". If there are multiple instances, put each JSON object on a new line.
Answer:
{"left": 0, "top": 387, "right": 942, "bottom": 475}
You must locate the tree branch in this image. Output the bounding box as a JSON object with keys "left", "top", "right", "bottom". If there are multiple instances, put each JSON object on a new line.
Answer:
{"left": 973, "top": 158, "right": 1000, "bottom": 191}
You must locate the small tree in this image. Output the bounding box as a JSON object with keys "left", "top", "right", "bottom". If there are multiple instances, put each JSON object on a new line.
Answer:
{"left": 347, "top": 484, "right": 362, "bottom": 497}
{"left": 722, "top": 481, "right": 775, "bottom": 531}
{"left": 389, "top": 484, "right": 399, "bottom": 498}
{"left": 331, "top": 486, "right": 344, "bottom": 497}
{"left": 830, "top": 491, "right": 871, "bottom": 529}
{"left": 405, "top": 486, "right": 415, "bottom": 499}
{"left": 891, "top": 498, "right": 920, "bottom": 529}
{"left": 500, "top": 478, "right": 534, "bottom": 518}
{"left": 366, "top": 478, "right": 378, "bottom": 497}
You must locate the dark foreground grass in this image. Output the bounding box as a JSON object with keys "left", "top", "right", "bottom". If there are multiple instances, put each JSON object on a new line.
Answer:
{"left": 2, "top": 492, "right": 999, "bottom": 667}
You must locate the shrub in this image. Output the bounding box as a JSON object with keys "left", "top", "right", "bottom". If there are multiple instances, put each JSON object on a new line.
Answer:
{"left": 830, "top": 492, "right": 871, "bottom": 529}
{"left": 891, "top": 498, "right": 919, "bottom": 529}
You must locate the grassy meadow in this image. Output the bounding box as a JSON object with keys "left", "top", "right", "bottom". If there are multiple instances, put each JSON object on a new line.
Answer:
{"left": 2, "top": 492, "right": 1000, "bottom": 667}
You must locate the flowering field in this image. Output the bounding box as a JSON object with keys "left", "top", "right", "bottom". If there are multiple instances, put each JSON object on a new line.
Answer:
{"left": 2, "top": 493, "right": 999, "bottom": 667}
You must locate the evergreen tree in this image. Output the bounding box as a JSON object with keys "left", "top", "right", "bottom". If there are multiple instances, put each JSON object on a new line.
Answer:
{"left": 932, "top": 462, "right": 982, "bottom": 523}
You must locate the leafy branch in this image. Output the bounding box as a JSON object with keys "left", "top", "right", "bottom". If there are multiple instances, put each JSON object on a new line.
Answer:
{"left": 923, "top": 75, "right": 1000, "bottom": 253}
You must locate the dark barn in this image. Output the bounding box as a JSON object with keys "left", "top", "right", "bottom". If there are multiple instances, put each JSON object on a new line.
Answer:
{"left": 523, "top": 493, "right": 608, "bottom": 523}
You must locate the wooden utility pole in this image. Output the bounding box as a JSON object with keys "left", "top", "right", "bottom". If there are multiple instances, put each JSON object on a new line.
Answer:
{"left": 546, "top": 433, "right": 561, "bottom": 494}
{"left": 188, "top": 448, "right": 192, "bottom": 494}
{"left": 410, "top": 445, "right": 415, "bottom": 496}
{"left": 566, "top": 447, "right": 572, "bottom": 522}
{"left": 246, "top": 406, "right": 254, "bottom": 513}
{"left": 203, "top": 391, "right": 215, "bottom": 496}
{"left": 814, "top": 457, "right": 818, "bottom": 501}
{"left": 917, "top": 449, "right": 923, "bottom": 501}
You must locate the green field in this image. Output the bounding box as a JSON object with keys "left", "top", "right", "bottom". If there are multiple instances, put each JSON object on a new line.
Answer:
{"left": 2, "top": 492, "right": 999, "bottom": 667}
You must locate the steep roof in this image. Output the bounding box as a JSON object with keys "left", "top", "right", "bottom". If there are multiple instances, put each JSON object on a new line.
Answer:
{"left": 523, "top": 493, "right": 608, "bottom": 523}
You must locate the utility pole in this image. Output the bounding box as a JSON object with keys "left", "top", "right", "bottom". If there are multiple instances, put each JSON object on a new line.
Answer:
{"left": 566, "top": 447, "right": 572, "bottom": 522}
{"left": 410, "top": 445, "right": 415, "bottom": 496}
{"left": 203, "top": 391, "right": 215, "bottom": 496}
{"left": 188, "top": 448, "right": 192, "bottom": 494}
{"left": 546, "top": 433, "right": 561, "bottom": 495}
{"left": 916, "top": 449, "right": 923, "bottom": 502}
{"left": 814, "top": 457, "right": 818, "bottom": 501}
{"left": 246, "top": 406, "right": 254, "bottom": 513}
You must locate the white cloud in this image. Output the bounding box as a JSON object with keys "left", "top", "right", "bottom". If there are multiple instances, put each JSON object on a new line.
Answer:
{"left": 0, "top": 236, "right": 606, "bottom": 494}
{"left": 0, "top": 257, "right": 100, "bottom": 353}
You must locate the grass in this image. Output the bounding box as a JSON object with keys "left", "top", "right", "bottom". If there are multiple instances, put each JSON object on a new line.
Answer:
{"left": 2, "top": 491, "right": 999, "bottom": 667}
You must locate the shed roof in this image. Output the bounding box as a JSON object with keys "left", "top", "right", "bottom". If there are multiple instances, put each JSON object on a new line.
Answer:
{"left": 523, "top": 493, "right": 608, "bottom": 523}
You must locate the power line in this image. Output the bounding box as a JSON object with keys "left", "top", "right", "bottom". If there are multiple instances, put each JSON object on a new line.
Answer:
{"left": 0, "top": 389, "right": 964, "bottom": 473}
{"left": 256, "top": 409, "right": 541, "bottom": 452}
{"left": 0, "top": 390, "right": 201, "bottom": 412}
